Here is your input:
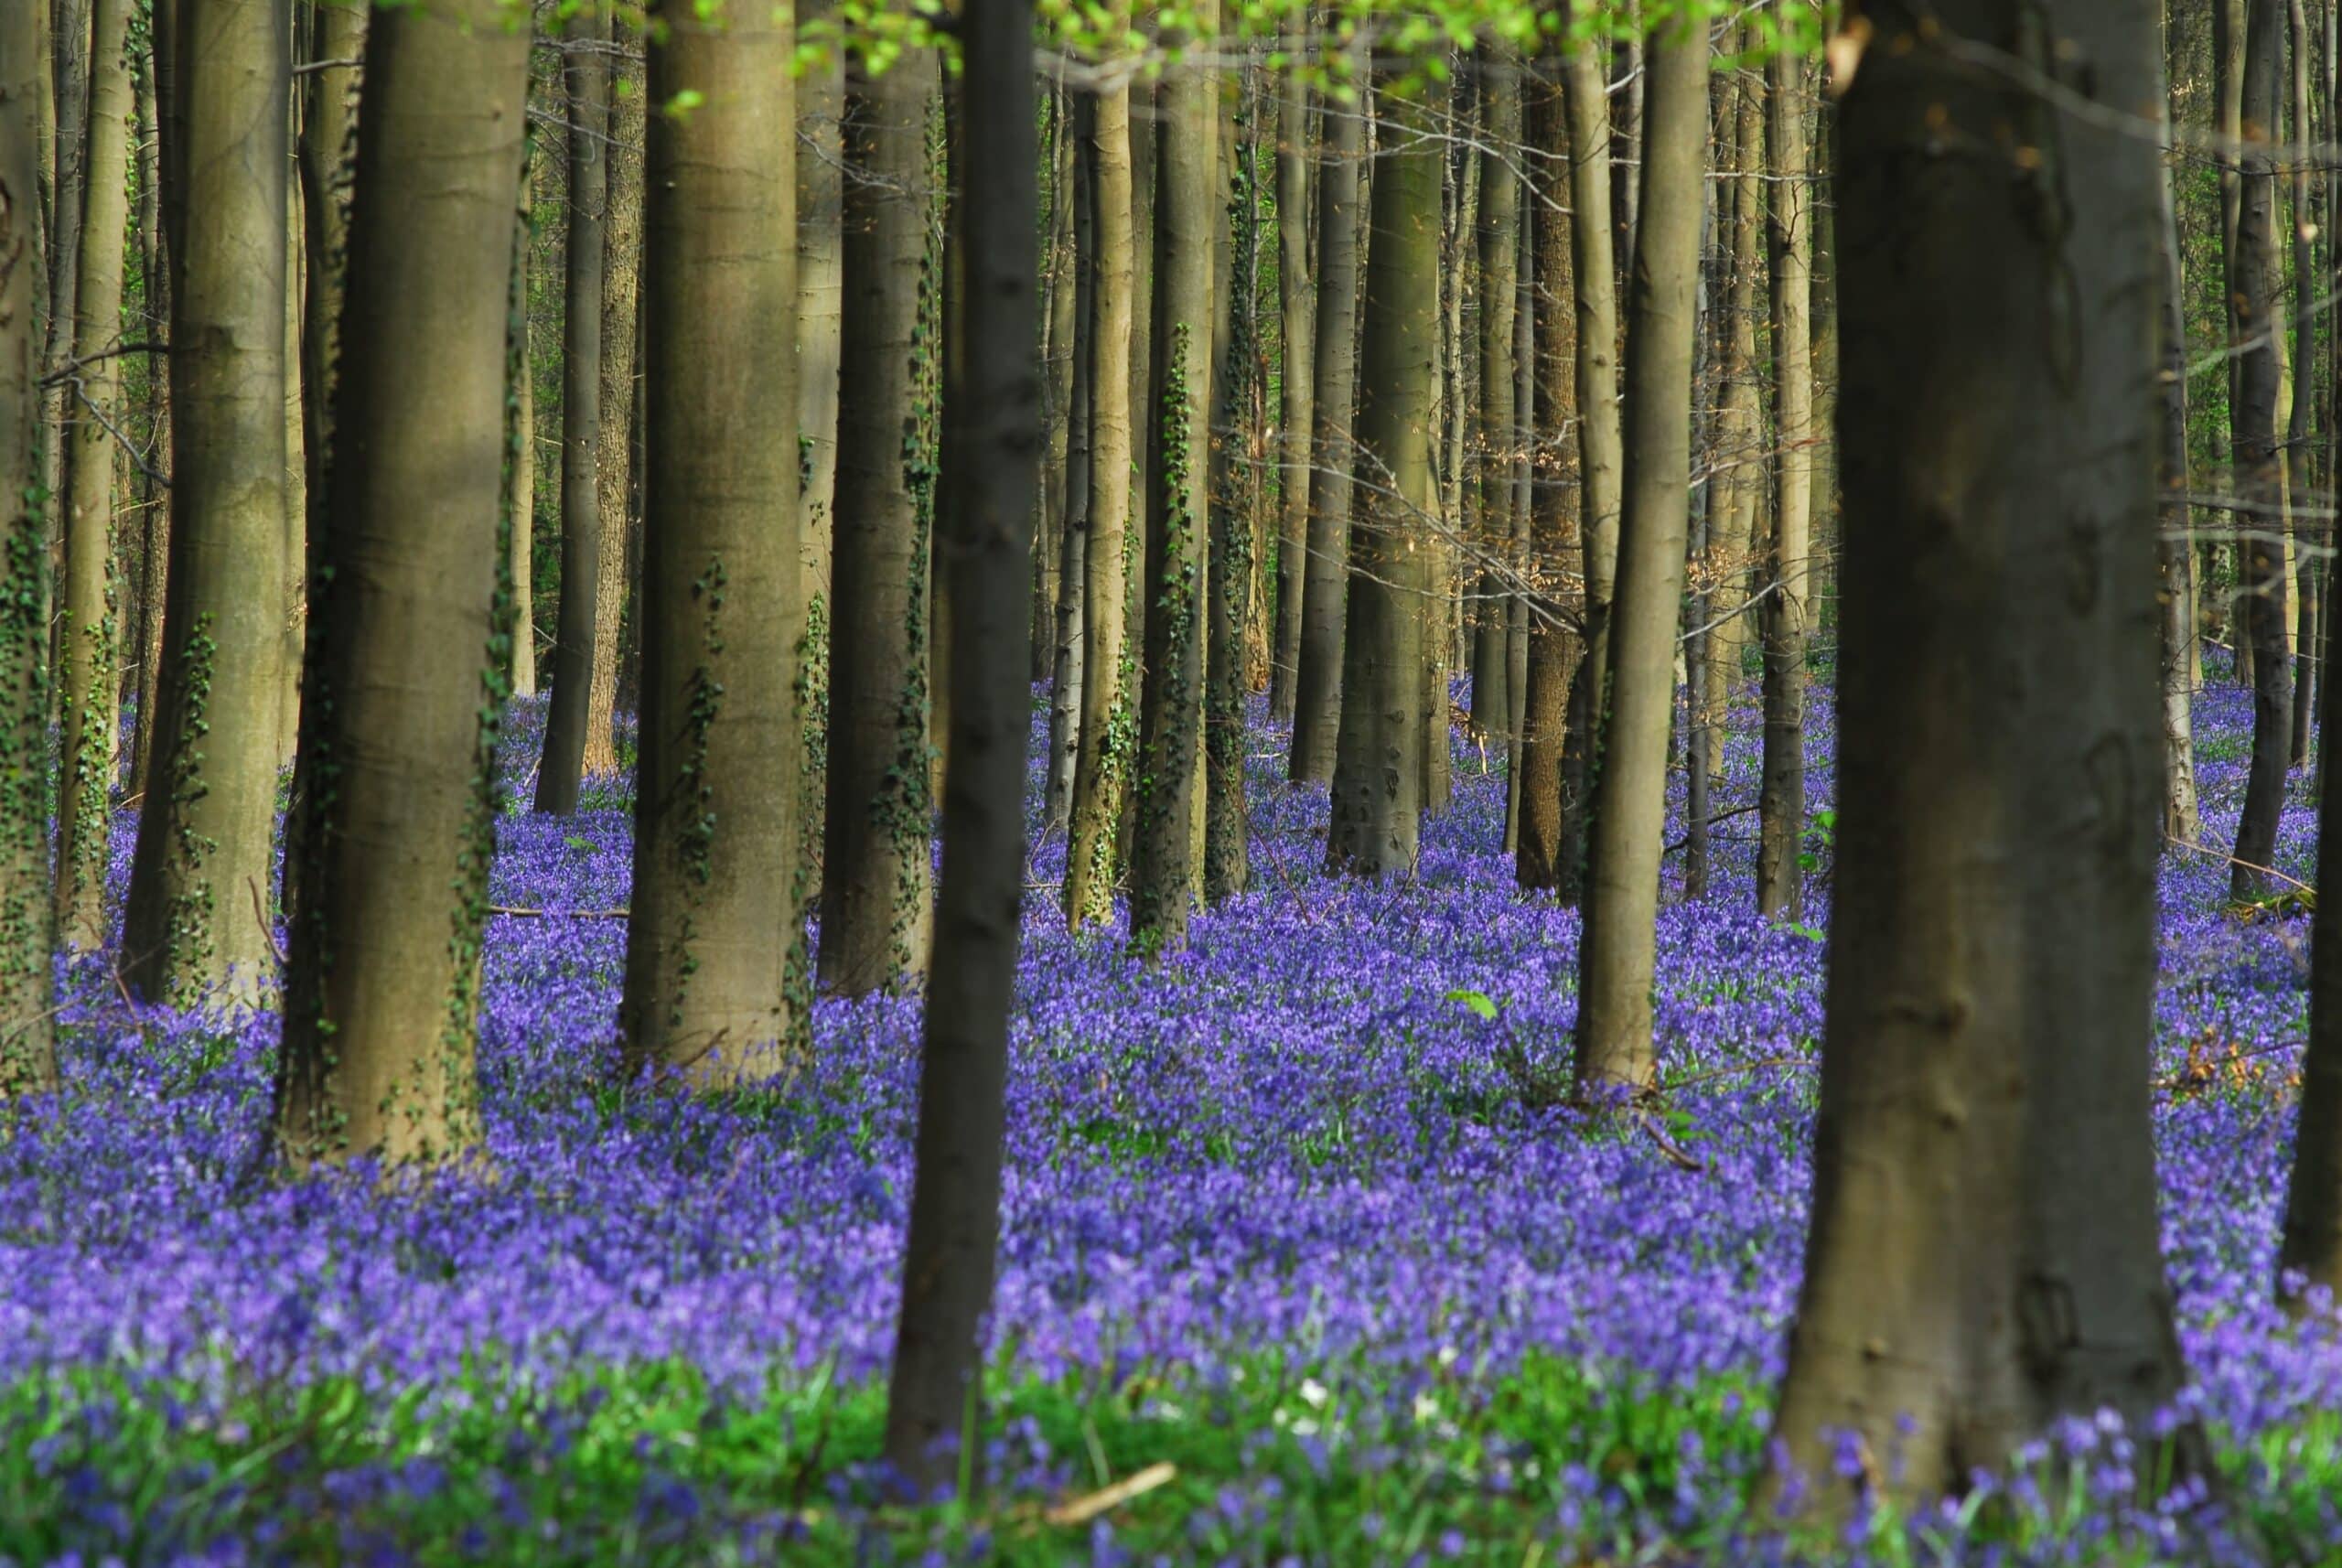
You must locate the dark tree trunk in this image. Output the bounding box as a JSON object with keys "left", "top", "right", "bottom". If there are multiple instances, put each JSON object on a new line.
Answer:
{"left": 1269, "top": 33, "right": 1313, "bottom": 725}
{"left": 1766, "top": 0, "right": 2197, "bottom": 1506}
{"left": 882, "top": 0, "right": 1035, "bottom": 1494}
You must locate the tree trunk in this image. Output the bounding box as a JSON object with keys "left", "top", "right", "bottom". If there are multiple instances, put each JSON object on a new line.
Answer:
{"left": 619, "top": 0, "right": 805, "bottom": 1087}
{"left": 2156, "top": 59, "right": 2200, "bottom": 846}
{"left": 1705, "top": 41, "right": 1761, "bottom": 775}
{"left": 1044, "top": 113, "right": 1094, "bottom": 839}
{"left": 1128, "top": 28, "right": 1217, "bottom": 955}
{"left": 1063, "top": 46, "right": 1134, "bottom": 930}
{"left": 506, "top": 157, "right": 536, "bottom": 700}
{"left": 532, "top": 16, "right": 609, "bottom": 814}
{"left": 1515, "top": 54, "right": 1576, "bottom": 892}
{"left": 271, "top": 0, "right": 526, "bottom": 1165}
{"left": 881, "top": 0, "right": 1033, "bottom": 1493}
{"left": 1757, "top": 35, "right": 1815, "bottom": 919}
{"left": 1571, "top": 7, "right": 1703, "bottom": 1097}
{"left": 2229, "top": 0, "right": 2293, "bottom": 901}
{"left": 820, "top": 44, "right": 939, "bottom": 995}
{"left": 1470, "top": 49, "right": 1520, "bottom": 745}
{"left": 53, "top": 0, "right": 130, "bottom": 952}
{"left": 1766, "top": 0, "right": 2196, "bottom": 1503}
{"left": 124, "top": 0, "right": 289, "bottom": 1004}
{"left": 2289, "top": 0, "right": 2319, "bottom": 770}
{"left": 1503, "top": 204, "right": 1533, "bottom": 853}
{"left": 1326, "top": 73, "right": 1437, "bottom": 878}
{"left": 798, "top": 0, "right": 843, "bottom": 616}
{"left": 1034, "top": 86, "right": 1077, "bottom": 686}
{"left": 583, "top": 42, "right": 643, "bottom": 780}
{"left": 1553, "top": 27, "right": 1626, "bottom": 905}
{"left": 1270, "top": 41, "right": 1313, "bottom": 726}
{"left": 125, "top": 36, "right": 167, "bottom": 805}
{"left": 296, "top": 0, "right": 360, "bottom": 583}
{"left": 1286, "top": 39, "right": 1362, "bottom": 786}
{"left": 0, "top": 1, "right": 59, "bottom": 1093}
{"left": 41, "top": 0, "right": 91, "bottom": 517}
{"left": 1205, "top": 85, "right": 1257, "bottom": 903}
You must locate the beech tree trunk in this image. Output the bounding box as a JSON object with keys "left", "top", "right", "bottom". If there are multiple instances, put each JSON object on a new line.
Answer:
{"left": 1063, "top": 43, "right": 1134, "bottom": 930}
{"left": 618, "top": 0, "right": 805, "bottom": 1087}
{"left": 2229, "top": 0, "right": 2293, "bottom": 900}
{"left": 272, "top": 0, "right": 526, "bottom": 1166}
{"left": 1572, "top": 7, "right": 1703, "bottom": 1096}
{"left": 583, "top": 43, "right": 643, "bottom": 781}
{"left": 1515, "top": 55, "right": 1575, "bottom": 892}
{"left": 1270, "top": 37, "right": 1313, "bottom": 725}
{"left": 1128, "top": 25, "right": 1217, "bottom": 955}
{"left": 821, "top": 43, "right": 940, "bottom": 994}
{"left": 2156, "top": 60, "right": 2200, "bottom": 847}
{"left": 1757, "top": 35, "right": 1815, "bottom": 919}
{"left": 1326, "top": 73, "right": 1438, "bottom": 878}
{"left": 53, "top": 0, "right": 131, "bottom": 952}
{"left": 1286, "top": 39, "right": 1361, "bottom": 786}
{"left": 532, "top": 16, "right": 610, "bottom": 814}
{"left": 882, "top": 0, "right": 1034, "bottom": 1492}
{"left": 1470, "top": 49, "right": 1520, "bottom": 746}
{"left": 1204, "top": 89, "right": 1257, "bottom": 903}
{"left": 124, "top": 0, "right": 291, "bottom": 1004}
{"left": 1767, "top": 0, "right": 2196, "bottom": 1504}
{"left": 0, "top": 3, "right": 59, "bottom": 1093}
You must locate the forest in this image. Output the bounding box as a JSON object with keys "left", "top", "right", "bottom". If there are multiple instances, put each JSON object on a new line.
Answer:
{"left": 4, "top": 0, "right": 2341, "bottom": 1559}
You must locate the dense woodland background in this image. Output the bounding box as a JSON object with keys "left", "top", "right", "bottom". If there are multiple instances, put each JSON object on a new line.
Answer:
{"left": 13, "top": 0, "right": 2342, "bottom": 1559}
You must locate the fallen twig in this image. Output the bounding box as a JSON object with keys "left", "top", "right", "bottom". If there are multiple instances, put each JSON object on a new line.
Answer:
{"left": 1044, "top": 1461, "right": 1178, "bottom": 1528}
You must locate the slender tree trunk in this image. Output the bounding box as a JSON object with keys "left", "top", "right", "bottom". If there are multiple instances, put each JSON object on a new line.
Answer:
{"left": 532, "top": 16, "right": 609, "bottom": 814}
{"left": 1756, "top": 34, "right": 1815, "bottom": 919}
{"left": 619, "top": 0, "right": 804, "bottom": 1086}
{"left": 1705, "top": 42, "right": 1761, "bottom": 774}
{"left": 584, "top": 42, "right": 643, "bottom": 780}
{"left": 1287, "top": 40, "right": 1362, "bottom": 785}
{"left": 882, "top": 0, "right": 1033, "bottom": 1492}
{"left": 798, "top": 0, "right": 843, "bottom": 615}
{"left": 2156, "top": 70, "right": 2200, "bottom": 846}
{"left": 2230, "top": 0, "right": 2294, "bottom": 901}
{"left": 821, "top": 43, "right": 940, "bottom": 994}
{"left": 42, "top": 0, "right": 91, "bottom": 519}
{"left": 1471, "top": 49, "right": 1520, "bottom": 744}
{"left": 1515, "top": 54, "right": 1575, "bottom": 891}
{"left": 1063, "top": 47, "right": 1134, "bottom": 929}
{"left": 0, "top": 2, "right": 59, "bottom": 1092}
{"left": 1270, "top": 42, "right": 1313, "bottom": 725}
{"left": 1552, "top": 26, "right": 1625, "bottom": 904}
{"left": 1326, "top": 72, "right": 1437, "bottom": 878}
{"left": 1033, "top": 85, "right": 1076, "bottom": 686}
{"left": 53, "top": 0, "right": 131, "bottom": 951}
{"left": 1766, "top": 0, "right": 2196, "bottom": 1502}
{"left": 1128, "top": 26, "right": 1217, "bottom": 955}
{"left": 507, "top": 166, "right": 537, "bottom": 699}
{"left": 2290, "top": 0, "right": 2320, "bottom": 769}
{"left": 296, "top": 0, "right": 359, "bottom": 565}
{"left": 1572, "top": 7, "right": 1703, "bottom": 1097}
{"left": 126, "top": 39, "right": 167, "bottom": 805}
{"left": 124, "top": 0, "right": 289, "bottom": 1004}
{"left": 1205, "top": 85, "right": 1257, "bottom": 902}
{"left": 1044, "top": 115, "right": 1094, "bottom": 838}
{"left": 271, "top": 0, "right": 526, "bottom": 1165}
{"left": 1503, "top": 205, "right": 1533, "bottom": 851}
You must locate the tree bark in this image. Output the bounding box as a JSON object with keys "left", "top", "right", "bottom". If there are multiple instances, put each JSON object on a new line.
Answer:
{"left": 41, "top": 0, "right": 91, "bottom": 517}
{"left": 1044, "top": 113, "right": 1094, "bottom": 839}
{"left": 583, "top": 42, "right": 643, "bottom": 781}
{"left": 1705, "top": 40, "right": 1761, "bottom": 774}
{"left": 1326, "top": 72, "right": 1437, "bottom": 878}
{"left": 1128, "top": 24, "right": 1217, "bottom": 955}
{"left": 1063, "top": 45, "right": 1134, "bottom": 930}
{"left": 2156, "top": 58, "right": 2200, "bottom": 847}
{"left": 0, "top": 1, "right": 59, "bottom": 1093}
{"left": 1553, "top": 21, "right": 1626, "bottom": 905}
{"left": 53, "top": 0, "right": 131, "bottom": 952}
{"left": 1571, "top": 6, "right": 1703, "bottom": 1096}
{"left": 1205, "top": 84, "right": 1257, "bottom": 903}
{"left": 1515, "top": 54, "right": 1576, "bottom": 892}
{"left": 271, "top": 0, "right": 526, "bottom": 1165}
{"left": 2229, "top": 0, "right": 2294, "bottom": 901}
{"left": 124, "top": 0, "right": 290, "bottom": 1004}
{"left": 532, "top": 15, "right": 610, "bottom": 814}
{"left": 1757, "top": 31, "right": 1815, "bottom": 919}
{"left": 2289, "top": 0, "right": 2319, "bottom": 770}
{"left": 881, "top": 0, "right": 1033, "bottom": 1494}
{"left": 1269, "top": 38, "right": 1313, "bottom": 725}
{"left": 798, "top": 0, "right": 843, "bottom": 617}
{"left": 1470, "top": 49, "right": 1520, "bottom": 745}
{"left": 1767, "top": 0, "right": 2196, "bottom": 1503}
{"left": 506, "top": 154, "right": 536, "bottom": 700}
{"left": 1286, "top": 39, "right": 1362, "bottom": 786}
{"left": 821, "top": 43, "right": 940, "bottom": 994}
{"left": 618, "top": 0, "right": 805, "bottom": 1087}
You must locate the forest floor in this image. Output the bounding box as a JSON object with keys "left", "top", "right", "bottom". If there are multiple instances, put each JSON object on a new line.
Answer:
{"left": 0, "top": 661, "right": 2334, "bottom": 1564}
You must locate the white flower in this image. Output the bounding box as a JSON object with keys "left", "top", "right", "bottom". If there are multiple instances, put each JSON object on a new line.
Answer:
{"left": 1299, "top": 1378, "right": 1330, "bottom": 1409}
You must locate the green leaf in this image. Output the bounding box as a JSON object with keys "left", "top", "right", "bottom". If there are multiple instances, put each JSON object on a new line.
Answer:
{"left": 1444, "top": 987, "right": 1499, "bottom": 1022}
